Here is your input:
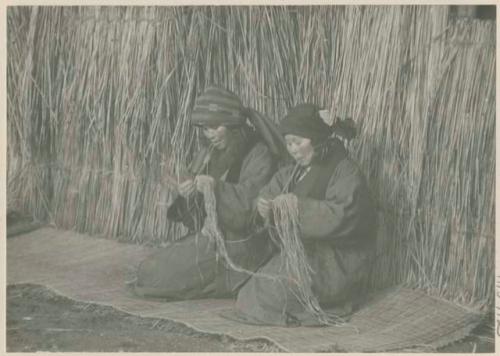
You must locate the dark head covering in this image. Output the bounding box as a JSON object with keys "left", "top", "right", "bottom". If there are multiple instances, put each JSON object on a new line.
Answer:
{"left": 191, "top": 86, "right": 246, "bottom": 127}
{"left": 279, "top": 103, "right": 334, "bottom": 145}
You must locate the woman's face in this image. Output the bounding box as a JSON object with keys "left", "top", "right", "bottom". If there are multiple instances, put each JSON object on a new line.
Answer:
{"left": 285, "top": 134, "right": 315, "bottom": 166}
{"left": 202, "top": 125, "right": 228, "bottom": 150}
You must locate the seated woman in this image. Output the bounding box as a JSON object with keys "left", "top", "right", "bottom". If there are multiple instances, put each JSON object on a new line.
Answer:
{"left": 133, "top": 86, "right": 285, "bottom": 300}
{"left": 234, "top": 103, "right": 377, "bottom": 326}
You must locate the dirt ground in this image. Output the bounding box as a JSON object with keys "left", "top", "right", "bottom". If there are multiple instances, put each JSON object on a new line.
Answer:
{"left": 6, "top": 284, "right": 283, "bottom": 352}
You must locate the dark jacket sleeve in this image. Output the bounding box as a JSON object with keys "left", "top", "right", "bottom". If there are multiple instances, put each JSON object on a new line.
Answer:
{"left": 166, "top": 193, "right": 206, "bottom": 231}
{"left": 213, "top": 142, "right": 276, "bottom": 232}
{"left": 297, "top": 159, "right": 374, "bottom": 241}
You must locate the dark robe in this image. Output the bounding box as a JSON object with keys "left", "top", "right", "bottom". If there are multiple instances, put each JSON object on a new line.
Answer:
{"left": 133, "top": 134, "right": 277, "bottom": 299}
{"left": 234, "top": 139, "right": 377, "bottom": 326}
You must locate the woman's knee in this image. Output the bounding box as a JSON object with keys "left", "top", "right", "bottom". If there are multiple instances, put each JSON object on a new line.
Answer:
{"left": 136, "top": 257, "right": 157, "bottom": 284}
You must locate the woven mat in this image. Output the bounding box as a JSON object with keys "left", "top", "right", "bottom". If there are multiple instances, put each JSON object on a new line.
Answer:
{"left": 7, "top": 228, "right": 483, "bottom": 352}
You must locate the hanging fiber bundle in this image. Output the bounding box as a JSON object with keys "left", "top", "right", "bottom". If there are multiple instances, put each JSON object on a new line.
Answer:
{"left": 199, "top": 181, "right": 346, "bottom": 326}
{"left": 199, "top": 182, "right": 279, "bottom": 283}
{"left": 269, "top": 193, "right": 346, "bottom": 326}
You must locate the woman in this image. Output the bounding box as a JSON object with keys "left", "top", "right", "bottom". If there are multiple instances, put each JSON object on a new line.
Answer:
{"left": 133, "top": 86, "right": 285, "bottom": 300}
{"left": 234, "top": 103, "right": 377, "bottom": 326}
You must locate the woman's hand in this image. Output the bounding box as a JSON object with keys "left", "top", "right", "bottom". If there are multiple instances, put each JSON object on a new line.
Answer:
{"left": 178, "top": 179, "right": 195, "bottom": 198}
{"left": 194, "top": 175, "right": 215, "bottom": 192}
{"left": 257, "top": 197, "right": 272, "bottom": 220}
{"left": 273, "top": 193, "right": 297, "bottom": 205}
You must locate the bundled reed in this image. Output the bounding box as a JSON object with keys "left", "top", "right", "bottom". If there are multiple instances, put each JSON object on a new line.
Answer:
{"left": 7, "top": 6, "right": 495, "bottom": 308}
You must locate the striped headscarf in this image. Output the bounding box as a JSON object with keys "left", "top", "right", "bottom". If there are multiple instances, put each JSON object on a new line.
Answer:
{"left": 191, "top": 86, "right": 246, "bottom": 127}
{"left": 190, "top": 86, "right": 288, "bottom": 159}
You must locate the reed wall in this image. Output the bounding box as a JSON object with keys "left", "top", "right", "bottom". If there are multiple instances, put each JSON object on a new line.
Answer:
{"left": 7, "top": 6, "right": 495, "bottom": 307}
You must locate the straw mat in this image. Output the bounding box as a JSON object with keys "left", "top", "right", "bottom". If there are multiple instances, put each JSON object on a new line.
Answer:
{"left": 7, "top": 228, "right": 483, "bottom": 352}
